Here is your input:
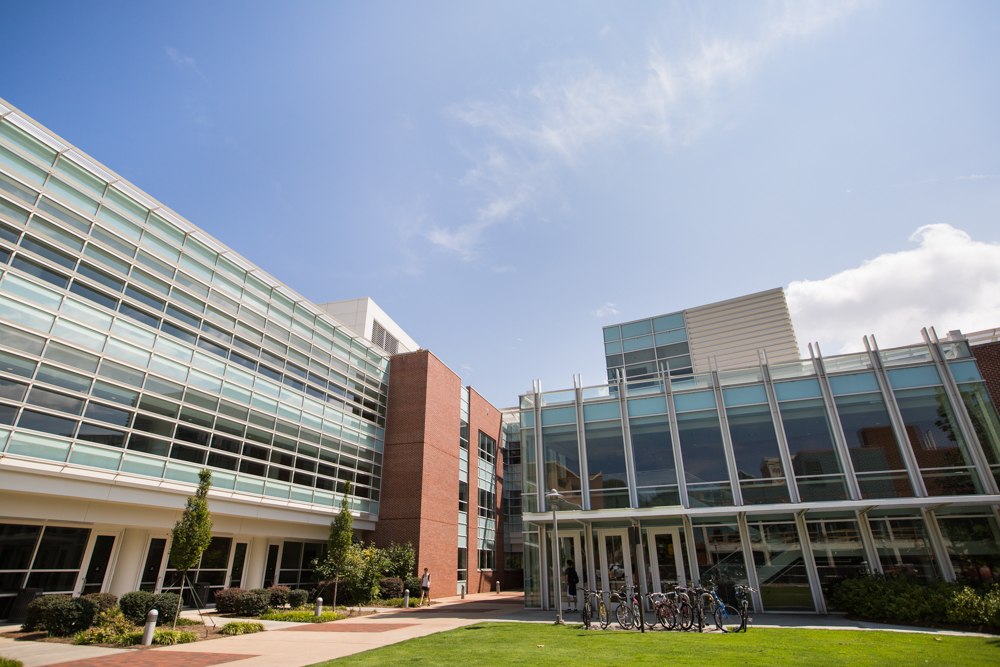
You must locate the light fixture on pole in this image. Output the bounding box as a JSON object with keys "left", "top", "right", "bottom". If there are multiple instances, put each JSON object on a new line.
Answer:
{"left": 545, "top": 489, "right": 565, "bottom": 625}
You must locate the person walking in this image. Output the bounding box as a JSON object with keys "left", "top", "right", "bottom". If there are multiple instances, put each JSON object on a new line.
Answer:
{"left": 565, "top": 559, "right": 579, "bottom": 612}
{"left": 418, "top": 567, "right": 432, "bottom": 606}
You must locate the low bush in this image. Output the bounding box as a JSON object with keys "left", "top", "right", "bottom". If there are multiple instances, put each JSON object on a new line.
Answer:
{"left": 234, "top": 590, "right": 270, "bottom": 617}
{"left": 82, "top": 593, "right": 117, "bottom": 616}
{"left": 266, "top": 585, "right": 291, "bottom": 607}
{"left": 250, "top": 588, "right": 272, "bottom": 605}
{"left": 117, "top": 629, "right": 197, "bottom": 646}
{"left": 23, "top": 595, "right": 66, "bottom": 632}
{"left": 258, "top": 610, "right": 344, "bottom": 623}
{"left": 119, "top": 590, "right": 179, "bottom": 625}
{"left": 382, "top": 597, "right": 420, "bottom": 608}
{"left": 173, "top": 617, "right": 204, "bottom": 626}
{"left": 73, "top": 608, "right": 135, "bottom": 645}
{"left": 152, "top": 593, "right": 180, "bottom": 625}
{"left": 41, "top": 595, "right": 96, "bottom": 637}
{"left": 119, "top": 591, "right": 155, "bottom": 625}
{"left": 287, "top": 589, "right": 309, "bottom": 608}
{"left": 219, "top": 621, "right": 266, "bottom": 635}
{"left": 214, "top": 587, "right": 246, "bottom": 614}
{"left": 830, "top": 574, "right": 1000, "bottom": 629}
{"left": 379, "top": 578, "right": 404, "bottom": 600}
{"left": 0, "top": 656, "right": 24, "bottom": 667}
{"left": 404, "top": 577, "right": 423, "bottom": 597}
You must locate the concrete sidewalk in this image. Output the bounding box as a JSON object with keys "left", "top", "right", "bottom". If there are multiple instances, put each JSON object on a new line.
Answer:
{"left": 3, "top": 593, "right": 994, "bottom": 667}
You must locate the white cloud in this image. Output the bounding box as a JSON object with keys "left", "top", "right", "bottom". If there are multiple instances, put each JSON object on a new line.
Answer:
{"left": 165, "top": 47, "right": 209, "bottom": 82}
{"left": 957, "top": 174, "right": 1000, "bottom": 180}
{"left": 428, "top": 0, "right": 867, "bottom": 258}
{"left": 592, "top": 302, "right": 621, "bottom": 318}
{"left": 787, "top": 224, "right": 1000, "bottom": 355}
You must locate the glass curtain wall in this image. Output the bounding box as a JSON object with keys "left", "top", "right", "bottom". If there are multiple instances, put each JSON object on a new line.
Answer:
{"left": 950, "top": 360, "right": 1000, "bottom": 489}
{"left": 582, "top": 400, "right": 629, "bottom": 509}
{"left": 540, "top": 405, "right": 583, "bottom": 508}
{"left": 628, "top": 395, "right": 679, "bottom": 507}
{"left": 830, "top": 373, "right": 913, "bottom": 498}
{"left": 935, "top": 509, "right": 1000, "bottom": 584}
{"left": 692, "top": 522, "right": 746, "bottom": 585}
{"left": 806, "top": 516, "right": 867, "bottom": 611}
{"left": 868, "top": 514, "right": 938, "bottom": 581}
{"left": 887, "top": 365, "right": 981, "bottom": 495}
{"left": 746, "top": 520, "right": 813, "bottom": 611}
{"left": 723, "top": 384, "right": 790, "bottom": 505}
{"left": 774, "top": 379, "right": 849, "bottom": 502}
{"left": 675, "top": 390, "right": 731, "bottom": 507}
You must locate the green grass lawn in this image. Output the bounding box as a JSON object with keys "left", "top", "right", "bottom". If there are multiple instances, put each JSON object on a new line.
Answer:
{"left": 310, "top": 622, "right": 999, "bottom": 667}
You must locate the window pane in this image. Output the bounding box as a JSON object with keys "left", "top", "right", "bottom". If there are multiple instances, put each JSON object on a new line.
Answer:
{"left": 676, "top": 409, "right": 728, "bottom": 484}
{"left": 541, "top": 424, "right": 582, "bottom": 508}
{"left": 584, "top": 420, "right": 628, "bottom": 509}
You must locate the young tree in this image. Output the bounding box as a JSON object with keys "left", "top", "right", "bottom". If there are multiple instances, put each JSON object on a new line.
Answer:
{"left": 314, "top": 482, "right": 353, "bottom": 607}
{"left": 168, "top": 469, "right": 214, "bottom": 629}
{"left": 383, "top": 541, "right": 416, "bottom": 579}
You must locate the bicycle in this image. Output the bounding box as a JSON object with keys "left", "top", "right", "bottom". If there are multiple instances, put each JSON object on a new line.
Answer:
{"left": 704, "top": 582, "right": 741, "bottom": 632}
{"left": 581, "top": 586, "right": 609, "bottom": 630}
{"left": 612, "top": 585, "right": 640, "bottom": 630}
{"left": 648, "top": 591, "right": 675, "bottom": 630}
{"left": 732, "top": 585, "right": 757, "bottom": 633}
{"left": 672, "top": 585, "right": 694, "bottom": 630}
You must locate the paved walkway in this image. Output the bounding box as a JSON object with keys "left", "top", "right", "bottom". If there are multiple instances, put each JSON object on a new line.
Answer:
{"left": 1, "top": 593, "right": 993, "bottom": 667}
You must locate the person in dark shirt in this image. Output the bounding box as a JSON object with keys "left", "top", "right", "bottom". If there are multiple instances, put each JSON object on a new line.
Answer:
{"left": 565, "top": 559, "right": 579, "bottom": 612}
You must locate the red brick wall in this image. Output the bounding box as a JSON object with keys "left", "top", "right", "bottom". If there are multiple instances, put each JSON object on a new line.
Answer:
{"left": 376, "top": 350, "right": 461, "bottom": 597}
{"left": 972, "top": 342, "right": 1000, "bottom": 407}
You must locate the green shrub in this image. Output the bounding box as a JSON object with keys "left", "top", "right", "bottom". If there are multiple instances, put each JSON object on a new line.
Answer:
{"left": 382, "top": 597, "right": 420, "bottom": 608}
{"left": 23, "top": 595, "right": 66, "bottom": 632}
{"left": 151, "top": 592, "right": 180, "bottom": 625}
{"left": 73, "top": 607, "right": 135, "bottom": 645}
{"left": 219, "top": 621, "right": 266, "bottom": 635}
{"left": 266, "top": 585, "right": 291, "bottom": 607}
{"left": 382, "top": 542, "right": 416, "bottom": 580}
{"left": 214, "top": 587, "right": 246, "bottom": 614}
{"left": 116, "top": 629, "right": 197, "bottom": 646}
{"left": 404, "top": 577, "right": 423, "bottom": 596}
{"left": 0, "top": 656, "right": 24, "bottom": 667}
{"left": 288, "top": 589, "right": 309, "bottom": 608}
{"left": 82, "top": 593, "right": 118, "bottom": 616}
{"left": 250, "top": 588, "right": 272, "bottom": 605}
{"left": 119, "top": 590, "right": 179, "bottom": 625}
{"left": 119, "top": 591, "right": 156, "bottom": 625}
{"left": 830, "top": 574, "right": 1000, "bottom": 629}
{"left": 235, "top": 590, "right": 270, "bottom": 617}
{"left": 258, "top": 610, "right": 344, "bottom": 623}
{"left": 41, "top": 595, "right": 96, "bottom": 637}
{"left": 173, "top": 617, "right": 204, "bottom": 626}
{"left": 379, "top": 578, "right": 404, "bottom": 600}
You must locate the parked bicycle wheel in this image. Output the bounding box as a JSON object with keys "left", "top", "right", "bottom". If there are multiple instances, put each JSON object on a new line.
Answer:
{"left": 582, "top": 601, "right": 591, "bottom": 629}
{"left": 598, "top": 600, "right": 610, "bottom": 629}
{"left": 656, "top": 603, "right": 676, "bottom": 629}
{"left": 678, "top": 602, "right": 693, "bottom": 630}
{"left": 616, "top": 602, "right": 634, "bottom": 629}
{"left": 714, "top": 603, "right": 741, "bottom": 632}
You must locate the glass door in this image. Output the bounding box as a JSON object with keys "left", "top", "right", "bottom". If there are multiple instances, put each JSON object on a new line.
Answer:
{"left": 646, "top": 529, "right": 686, "bottom": 594}
{"left": 597, "top": 530, "right": 633, "bottom": 609}
{"left": 556, "top": 534, "right": 582, "bottom": 611}
{"left": 80, "top": 535, "right": 117, "bottom": 595}
{"left": 139, "top": 536, "right": 169, "bottom": 593}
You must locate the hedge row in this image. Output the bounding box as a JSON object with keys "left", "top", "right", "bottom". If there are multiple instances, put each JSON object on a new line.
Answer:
{"left": 830, "top": 574, "right": 1000, "bottom": 629}
{"left": 23, "top": 591, "right": 179, "bottom": 637}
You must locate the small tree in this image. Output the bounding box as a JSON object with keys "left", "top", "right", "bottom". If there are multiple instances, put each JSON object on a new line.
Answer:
{"left": 313, "top": 482, "right": 353, "bottom": 607}
{"left": 168, "top": 469, "right": 214, "bottom": 628}
{"left": 383, "top": 541, "right": 416, "bottom": 580}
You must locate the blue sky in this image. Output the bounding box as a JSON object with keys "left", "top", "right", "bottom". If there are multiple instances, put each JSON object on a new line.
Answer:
{"left": 2, "top": 1, "right": 999, "bottom": 407}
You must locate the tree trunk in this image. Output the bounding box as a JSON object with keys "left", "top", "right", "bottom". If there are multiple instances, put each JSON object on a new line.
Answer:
{"left": 173, "top": 574, "right": 185, "bottom": 630}
{"left": 332, "top": 578, "right": 338, "bottom": 610}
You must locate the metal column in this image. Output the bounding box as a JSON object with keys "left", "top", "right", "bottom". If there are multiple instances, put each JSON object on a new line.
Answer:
{"left": 737, "top": 513, "right": 764, "bottom": 613}
{"left": 794, "top": 510, "right": 827, "bottom": 614}
{"left": 811, "top": 343, "right": 863, "bottom": 500}
{"left": 922, "top": 507, "right": 956, "bottom": 582}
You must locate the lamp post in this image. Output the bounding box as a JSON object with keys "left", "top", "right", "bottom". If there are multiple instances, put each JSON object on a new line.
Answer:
{"left": 545, "top": 489, "right": 565, "bottom": 625}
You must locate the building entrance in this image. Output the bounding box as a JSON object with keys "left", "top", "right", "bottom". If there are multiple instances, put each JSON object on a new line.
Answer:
{"left": 645, "top": 528, "right": 686, "bottom": 594}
